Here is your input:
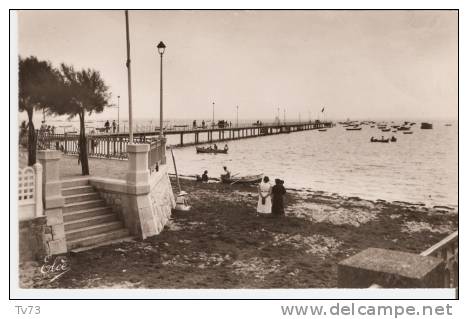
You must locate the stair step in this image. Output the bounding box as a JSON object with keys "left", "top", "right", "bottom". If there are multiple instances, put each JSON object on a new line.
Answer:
{"left": 67, "top": 229, "right": 130, "bottom": 250}
{"left": 63, "top": 199, "right": 106, "bottom": 213}
{"left": 61, "top": 178, "right": 89, "bottom": 189}
{"left": 69, "top": 236, "right": 134, "bottom": 253}
{"left": 63, "top": 206, "right": 113, "bottom": 222}
{"left": 64, "top": 192, "right": 100, "bottom": 204}
{"left": 64, "top": 213, "right": 118, "bottom": 231}
{"left": 62, "top": 185, "right": 95, "bottom": 196}
{"left": 66, "top": 221, "right": 124, "bottom": 241}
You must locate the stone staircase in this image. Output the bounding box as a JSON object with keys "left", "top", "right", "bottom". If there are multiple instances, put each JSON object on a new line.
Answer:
{"left": 61, "top": 178, "right": 132, "bottom": 252}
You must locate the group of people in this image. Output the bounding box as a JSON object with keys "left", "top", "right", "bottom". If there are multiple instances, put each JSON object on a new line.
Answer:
{"left": 257, "top": 176, "right": 286, "bottom": 216}
{"left": 192, "top": 120, "right": 234, "bottom": 129}
{"left": 104, "top": 120, "right": 118, "bottom": 133}
{"left": 207, "top": 144, "right": 229, "bottom": 151}
{"left": 39, "top": 121, "right": 55, "bottom": 134}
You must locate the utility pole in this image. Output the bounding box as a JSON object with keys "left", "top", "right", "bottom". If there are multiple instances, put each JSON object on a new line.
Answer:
{"left": 125, "top": 10, "right": 134, "bottom": 143}
{"left": 236, "top": 105, "right": 239, "bottom": 127}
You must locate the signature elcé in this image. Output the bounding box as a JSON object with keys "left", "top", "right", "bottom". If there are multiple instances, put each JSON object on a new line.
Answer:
{"left": 40, "top": 255, "right": 71, "bottom": 282}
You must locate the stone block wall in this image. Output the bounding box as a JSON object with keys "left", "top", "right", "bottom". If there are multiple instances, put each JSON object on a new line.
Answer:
{"left": 19, "top": 216, "right": 62, "bottom": 262}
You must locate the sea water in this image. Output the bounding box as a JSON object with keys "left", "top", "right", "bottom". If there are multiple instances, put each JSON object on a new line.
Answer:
{"left": 167, "top": 122, "right": 458, "bottom": 207}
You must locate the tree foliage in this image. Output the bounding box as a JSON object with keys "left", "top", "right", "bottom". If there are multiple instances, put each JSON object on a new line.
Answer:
{"left": 49, "top": 64, "right": 111, "bottom": 175}
{"left": 19, "top": 56, "right": 60, "bottom": 165}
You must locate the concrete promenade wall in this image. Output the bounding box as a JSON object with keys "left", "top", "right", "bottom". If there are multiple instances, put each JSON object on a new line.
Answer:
{"left": 90, "top": 165, "right": 175, "bottom": 239}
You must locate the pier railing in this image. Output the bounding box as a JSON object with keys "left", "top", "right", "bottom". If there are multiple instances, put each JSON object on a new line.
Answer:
{"left": 366, "top": 230, "right": 458, "bottom": 289}
{"left": 32, "top": 131, "right": 165, "bottom": 162}
{"left": 420, "top": 230, "right": 458, "bottom": 288}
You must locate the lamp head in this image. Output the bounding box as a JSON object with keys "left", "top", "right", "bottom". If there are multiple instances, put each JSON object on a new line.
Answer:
{"left": 157, "top": 41, "right": 166, "bottom": 55}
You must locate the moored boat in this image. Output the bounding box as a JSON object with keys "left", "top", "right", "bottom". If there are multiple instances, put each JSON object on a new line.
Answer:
{"left": 381, "top": 128, "right": 391, "bottom": 132}
{"left": 421, "top": 122, "right": 433, "bottom": 129}
{"left": 397, "top": 126, "right": 411, "bottom": 131}
{"left": 318, "top": 128, "right": 327, "bottom": 132}
{"left": 370, "top": 137, "right": 389, "bottom": 143}
{"left": 221, "top": 174, "right": 263, "bottom": 184}
{"left": 196, "top": 147, "right": 228, "bottom": 154}
{"left": 403, "top": 131, "right": 413, "bottom": 134}
{"left": 346, "top": 127, "right": 362, "bottom": 131}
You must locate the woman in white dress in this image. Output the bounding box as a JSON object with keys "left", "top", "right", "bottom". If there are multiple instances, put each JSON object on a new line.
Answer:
{"left": 257, "top": 176, "right": 272, "bottom": 214}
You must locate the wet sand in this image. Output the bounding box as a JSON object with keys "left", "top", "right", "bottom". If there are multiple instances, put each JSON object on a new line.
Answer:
{"left": 20, "top": 175, "right": 457, "bottom": 289}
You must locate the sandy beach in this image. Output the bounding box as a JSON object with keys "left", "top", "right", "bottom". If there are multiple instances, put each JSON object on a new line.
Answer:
{"left": 19, "top": 157, "right": 458, "bottom": 288}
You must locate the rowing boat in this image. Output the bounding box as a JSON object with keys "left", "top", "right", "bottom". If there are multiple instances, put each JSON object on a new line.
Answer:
{"left": 196, "top": 147, "right": 228, "bottom": 154}
{"left": 221, "top": 173, "right": 263, "bottom": 184}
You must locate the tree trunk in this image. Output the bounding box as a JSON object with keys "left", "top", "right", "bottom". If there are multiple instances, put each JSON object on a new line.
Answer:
{"left": 27, "top": 109, "right": 36, "bottom": 166}
{"left": 78, "top": 112, "right": 89, "bottom": 175}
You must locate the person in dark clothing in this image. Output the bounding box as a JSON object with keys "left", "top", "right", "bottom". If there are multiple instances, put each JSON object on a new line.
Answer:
{"left": 201, "top": 170, "right": 209, "bottom": 182}
{"left": 272, "top": 179, "right": 286, "bottom": 216}
{"left": 104, "top": 120, "right": 110, "bottom": 133}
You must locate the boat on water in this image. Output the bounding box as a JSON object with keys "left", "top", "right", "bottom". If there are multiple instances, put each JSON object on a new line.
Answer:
{"left": 196, "top": 146, "right": 228, "bottom": 154}
{"left": 381, "top": 128, "right": 391, "bottom": 132}
{"left": 346, "top": 127, "right": 362, "bottom": 131}
{"left": 403, "top": 131, "right": 413, "bottom": 134}
{"left": 421, "top": 122, "right": 433, "bottom": 129}
{"left": 397, "top": 126, "right": 411, "bottom": 131}
{"left": 221, "top": 174, "right": 263, "bottom": 184}
{"left": 370, "top": 137, "right": 389, "bottom": 143}
{"left": 318, "top": 128, "right": 327, "bottom": 132}
{"left": 445, "top": 123, "right": 452, "bottom": 126}
{"left": 391, "top": 136, "right": 397, "bottom": 142}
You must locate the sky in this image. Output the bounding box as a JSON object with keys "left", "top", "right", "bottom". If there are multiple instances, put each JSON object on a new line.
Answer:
{"left": 17, "top": 10, "right": 458, "bottom": 122}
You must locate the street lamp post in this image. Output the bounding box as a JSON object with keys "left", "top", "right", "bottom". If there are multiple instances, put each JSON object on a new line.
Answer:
{"left": 157, "top": 41, "right": 166, "bottom": 139}
{"left": 212, "top": 102, "right": 215, "bottom": 128}
{"left": 236, "top": 105, "right": 239, "bottom": 128}
{"left": 283, "top": 109, "right": 286, "bottom": 124}
{"left": 117, "top": 95, "right": 120, "bottom": 132}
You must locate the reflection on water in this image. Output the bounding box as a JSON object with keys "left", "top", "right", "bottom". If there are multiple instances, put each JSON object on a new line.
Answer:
{"left": 167, "top": 122, "right": 457, "bottom": 207}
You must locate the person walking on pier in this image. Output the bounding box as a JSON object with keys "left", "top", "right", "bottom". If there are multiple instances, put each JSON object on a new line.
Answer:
{"left": 272, "top": 179, "right": 286, "bottom": 216}
{"left": 257, "top": 176, "right": 272, "bottom": 215}
{"left": 202, "top": 120, "right": 205, "bottom": 128}
{"left": 112, "top": 120, "right": 117, "bottom": 133}
{"left": 104, "top": 120, "right": 110, "bottom": 133}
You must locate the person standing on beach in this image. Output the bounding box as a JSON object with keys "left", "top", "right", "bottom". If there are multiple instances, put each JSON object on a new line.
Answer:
{"left": 201, "top": 170, "right": 209, "bottom": 182}
{"left": 257, "top": 176, "right": 272, "bottom": 215}
{"left": 272, "top": 179, "right": 286, "bottom": 216}
{"left": 222, "top": 166, "right": 231, "bottom": 179}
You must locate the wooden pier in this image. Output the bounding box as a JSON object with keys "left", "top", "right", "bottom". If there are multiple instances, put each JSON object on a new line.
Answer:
{"left": 29, "top": 121, "right": 333, "bottom": 159}
{"left": 104, "top": 121, "right": 332, "bottom": 147}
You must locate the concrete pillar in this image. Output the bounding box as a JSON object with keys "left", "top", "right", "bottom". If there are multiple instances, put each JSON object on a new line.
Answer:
{"left": 37, "top": 150, "right": 64, "bottom": 210}
{"left": 33, "top": 162, "right": 43, "bottom": 218}
{"left": 37, "top": 150, "right": 66, "bottom": 255}
{"left": 127, "top": 143, "right": 150, "bottom": 186}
